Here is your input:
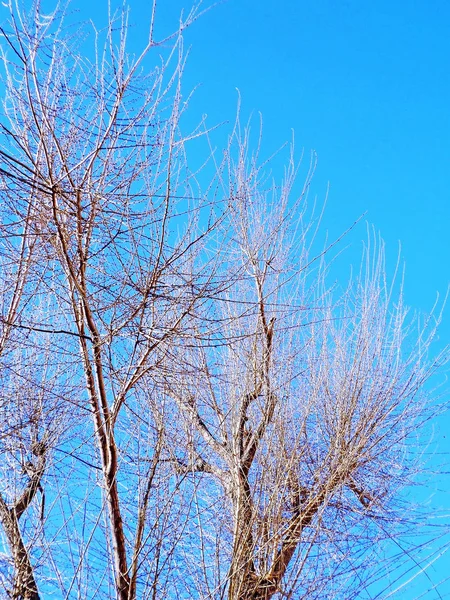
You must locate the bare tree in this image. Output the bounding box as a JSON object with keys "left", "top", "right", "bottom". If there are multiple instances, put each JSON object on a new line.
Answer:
{"left": 0, "top": 132, "right": 53, "bottom": 597}
{"left": 165, "top": 127, "right": 448, "bottom": 599}
{"left": 0, "top": 1, "right": 223, "bottom": 597}
{"left": 0, "top": 2, "right": 447, "bottom": 600}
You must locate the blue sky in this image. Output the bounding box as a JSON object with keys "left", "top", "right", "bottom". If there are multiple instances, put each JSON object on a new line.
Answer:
{"left": 174, "top": 0, "right": 450, "bottom": 310}
{"left": 67, "top": 0, "right": 450, "bottom": 310}
{"left": 153, "top": 2, "right": 450, "bottom": 596}
{"left": 16, "top": 0, "right": 450, "bottom": 596}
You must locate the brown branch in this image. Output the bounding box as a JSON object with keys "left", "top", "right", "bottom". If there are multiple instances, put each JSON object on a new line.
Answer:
{"left": 14, "top": 453, "right": 46, "bottom": 522}
{"left": 77, "top": 322, "right": 131, "bottom": 599}
{"left": 0, "top": 448, "right": 46, "bottom": 600}
{"left": 348, "top": 478, "right": 376, "bottom": 508}
{"left": 0, "top": 316, "right": 93, "bottom": 341}
{"left": 129, "top": 429, "right": 164, "bottom": 600}
{"left": 172, "top": 391, "right": 231, "bottom": 465}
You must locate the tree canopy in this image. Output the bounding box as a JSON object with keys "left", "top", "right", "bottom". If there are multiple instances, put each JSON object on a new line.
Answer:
{"left": 0, "top": 2, "right": 448, "bottom": 599}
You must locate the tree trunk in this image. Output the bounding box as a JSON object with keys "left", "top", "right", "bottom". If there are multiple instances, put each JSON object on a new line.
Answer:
{"left": 0, "top": 496, "right": 40, "bottom": 599}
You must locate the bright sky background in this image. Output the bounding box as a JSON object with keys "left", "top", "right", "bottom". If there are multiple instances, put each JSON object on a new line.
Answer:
{"left": 26, "top": 0, "right": 450, "bottom": 597}
{"left": 154, "top": 4, "right": 450, "bottom": 597}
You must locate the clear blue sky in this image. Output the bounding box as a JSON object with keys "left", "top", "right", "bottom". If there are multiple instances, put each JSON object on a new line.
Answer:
{"left": 158, "top": 2, "right": 450, "bottom": 597}
{"left": 67, "top": 0, "right": 450, "bottom": 309}
{"left": 32, "top": 0, "right": 450, "bottom": 596}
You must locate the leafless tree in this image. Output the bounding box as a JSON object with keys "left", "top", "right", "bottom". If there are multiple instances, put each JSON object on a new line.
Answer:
{"left": 0, "top": 1, "right": 224, "bottom": 597}
{"left": 0, "top": 2, "right": 447, "bottom": 600}
{"left": 165, "top": 127, "right": 448, "bottom": 599}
